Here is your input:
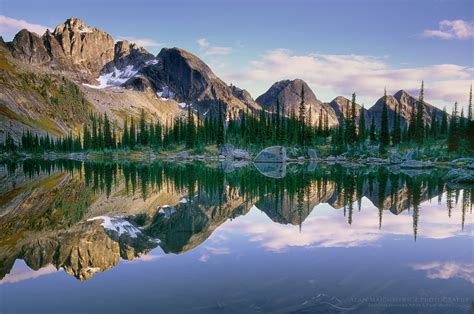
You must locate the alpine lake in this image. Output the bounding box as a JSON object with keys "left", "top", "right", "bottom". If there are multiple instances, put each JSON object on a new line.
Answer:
{"left": 0, "top": 159, "right": 472, "bottom": 313}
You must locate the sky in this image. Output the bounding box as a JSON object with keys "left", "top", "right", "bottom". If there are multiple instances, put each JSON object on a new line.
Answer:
{"left": 0, "top": 0, "right": 472, "bottom": 110}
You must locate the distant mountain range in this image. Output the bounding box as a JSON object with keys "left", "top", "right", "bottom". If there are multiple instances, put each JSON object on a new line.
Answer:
{"left": 0, "top": 17, "right": 445, "bottom": 140}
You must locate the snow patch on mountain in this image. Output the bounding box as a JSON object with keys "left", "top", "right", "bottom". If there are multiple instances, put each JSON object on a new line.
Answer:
{"left": 83, "top": 65, "right": 138, "bottom": 89}
{"left": 145, "top": 59, "right": 159, "bottom": 66}
{"left": 88, "top": 216, "right": 142, "bottom": 238}
{"left": 159, "top": 205, "right": 177, "bottom": 218}
{"left": 156, "top": 85, "right": 175, "bottom": 100}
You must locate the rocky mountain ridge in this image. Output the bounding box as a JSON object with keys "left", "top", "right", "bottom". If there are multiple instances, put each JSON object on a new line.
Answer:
{"left": 1, "top": 16, "right": 447, "bottom": 141}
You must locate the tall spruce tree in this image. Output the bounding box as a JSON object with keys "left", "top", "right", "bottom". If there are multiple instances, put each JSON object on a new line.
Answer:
{"left": 186, "top": 104, "right": 196, "bottom": 148}
{"left": 468, "top": 85, "right": 474, "bottom": 150}
{"left": 358, "top": 105, "right": 365, "bottom": 142}
{"left": 139, "top": 109, "right": 148, "bottom": 145}
{"left": 447, "top": 102, "right": 459, "bottom": 152}
{"left": 380, "top": 88, "right": 390, "bottom": 147}
{"left": 298, "top": 85, "right": 306, "bottom": 146}
{"left": 440, "top": 107, "right": 448, "bottom": 137}
{"left": 415, "top": 81, "right": 425, "bottom": 144}
{"left": 122, "top": 118, "right": 129, "bottom": 148}
{"left": 217, "top": 100, "right": 225, "bottom": 145}
{"left": 103, "top": 113, "right": 112, "bottom": 148}
{"left": 370, "top": 116, "right": 376, "bottom": 143}
{"left": 129, "top": 117, "right": 136, "bottom": 148}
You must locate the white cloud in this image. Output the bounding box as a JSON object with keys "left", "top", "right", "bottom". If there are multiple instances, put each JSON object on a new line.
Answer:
{"left": 117, "top": 36, "right": 162, "bottom": 48}
{"left": 197, "top": 37, "right": 232, "bottom": 56}
{"left": 0, "top": 15, "right": 50, "bottom": 37}
{"left": 204, "top": 46, "right": 232, "bottom": 56}
{"left": 412, "top": 261, "right": 474, "bottom": 283}
{"left": 197, "top": 38, "right": 210, "bottom": 47}
{"left": 221, "top": 194, "right": 471, "bottom": 252}
{"left": 422, "top": 20, "right": 474, "bottom": 40}
{"left": 223, "top": 49, "right": 473, "bottom": 108}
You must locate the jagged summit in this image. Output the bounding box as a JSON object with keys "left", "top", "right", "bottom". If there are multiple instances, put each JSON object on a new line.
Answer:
{"left": 256, "top": 79, "right": 339, "bottom": 127}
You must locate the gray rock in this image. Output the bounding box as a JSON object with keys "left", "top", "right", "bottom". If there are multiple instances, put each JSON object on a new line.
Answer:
{"left": 173, "top": 151, "right": 189, "bottom": 160}
{"left": 389, "top": 152, "right": 404, "bottom": 164}
{"left": 254, "top": 162, "right": 287, "bottom": 179}
{"left": 254, "top": 146, "right": 287, "bottom": 163}
{"left": 286, "top": 147, "right": 299, "bottom": 159}
{"left": 449, "top": 158, "right": 474, "bottom": 167}
{"left": 367, "top": 157, "right": 388, "bottom": 164}
{"left": 404, "top": 150, "right": 417, "bottom": 160}
{"left": 400, "top": 160, "right": 434, "bottom": 169}
{"left": 307, "top": 149, "right": 318, "bottom": 160}
{"left": 231, "top": 149, "right": 251, "bottom": 160}
{"left": 444, "top": 169, "right": 474, "bottom": 184}
{"left": 219, "top": 144, "right": 235, "bottom": 156}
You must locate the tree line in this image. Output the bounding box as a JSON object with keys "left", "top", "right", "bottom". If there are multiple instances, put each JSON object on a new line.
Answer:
{"left": 2, "top": 83, "right": 473, "bottom": 155}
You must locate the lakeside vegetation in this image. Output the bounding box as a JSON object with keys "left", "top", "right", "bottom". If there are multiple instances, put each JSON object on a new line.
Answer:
{"left": 2, "top": 83, "right": 473, "bottom": 159}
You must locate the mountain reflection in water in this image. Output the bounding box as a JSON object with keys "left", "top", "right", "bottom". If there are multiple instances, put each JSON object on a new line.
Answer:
{"left": 0, "top": 159, "right": 472, "bottom": 283}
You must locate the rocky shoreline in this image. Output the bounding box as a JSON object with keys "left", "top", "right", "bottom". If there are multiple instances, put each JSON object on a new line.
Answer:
{"left": 2, "top": 146, "right": 473, "bottom": 184}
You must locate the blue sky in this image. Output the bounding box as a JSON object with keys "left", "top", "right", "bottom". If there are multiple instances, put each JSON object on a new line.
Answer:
{"left": 0, "top": 0, "right": 472, "bottom": 110}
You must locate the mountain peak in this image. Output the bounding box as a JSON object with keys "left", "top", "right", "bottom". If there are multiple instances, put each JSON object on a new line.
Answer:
{"left": 58, "top": 17, "right": 94, "bottom": 34}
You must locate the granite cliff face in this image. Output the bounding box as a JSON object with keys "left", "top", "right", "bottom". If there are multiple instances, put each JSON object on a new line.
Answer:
{"left": 9, "top": 17, "right": 115, "bottom": 79}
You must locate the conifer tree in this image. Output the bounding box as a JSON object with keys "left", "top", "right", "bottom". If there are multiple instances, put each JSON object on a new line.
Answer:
{"left": 122, "top": 118, "right": 129, "bottom": 148}
{"left": 415, "top": 81, "right": 425, "bottom": 144}
{"left": 186, "top": 104, "right": 196, "bottom": 148}
{"left": 447, "top": 102, "right": 459, "bottom": 152}
{"left": 217, "top": 100, "right": 225, "bottom": 145}
{"left": 139, "top": 109, "right": 148, "bottom": 146}
{"left": 358, "top": 105, "right": 365, "bottom": 142}
{"left": 349, "top": 92, "right": 357, "bottom": 143}
{"left": 468, "top": 84, "right": 474, "bottom": 150}
{"left": 298, "top": 85, "right": 306, "bottom": 146}
{"left": 380, "top": 89, "right": 390, "bottom": 147}
{"left": 103, "top": 113, "right": 112, "bottom": 148}
{"left": 92, "top": 115, "right": 98, "bottom": 149}
{"left": 440, "top": 107, "right": 448, "bottom": 137}
{"left": 370, "top": 116, "right": 376, "bottom": 143}
{"left": 129, "top": 117, "right": 136, "bottom": 148}
{"left": 83, "top": 123, "right": 91, "bottom": 150}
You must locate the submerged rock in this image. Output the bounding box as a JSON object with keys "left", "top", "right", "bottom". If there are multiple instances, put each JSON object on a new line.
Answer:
{"left": 400, "top": 160, "right": 434, "bottom": 169}
{"left": 254, "top": 146, "right": 287, "bottom": 163}
{"left": 367, "top": 157, "right": 388, "bottom": 164}
{"left": 444, "top": 169, "right": 474, "bottom": 184}
{"left": 254, "top": 162, "right": 287, "bottom": 178}
{"left": 307, "top": 149, "right": 318, "bottom": 160}
{"left": 449, "top": 158, "right": 474, "bottom": 167}
{"left": 219, "top": 144, "right": 251, "bottom": 160}
{"left": 389, "top": 152, "right": 404, "bottom": 164}
{"left": 231, "top": 149, "right": 251, "bottom": 160}
{"left": 172, "top": 151, "right": 190, "bottom": 161}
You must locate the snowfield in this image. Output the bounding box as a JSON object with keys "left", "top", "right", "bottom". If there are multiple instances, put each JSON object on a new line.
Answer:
{"left": 83, "top": 65, "right": 138, "bottom": 89}
{"left": 88, "top": 216, "right": 142, "bottom": 238}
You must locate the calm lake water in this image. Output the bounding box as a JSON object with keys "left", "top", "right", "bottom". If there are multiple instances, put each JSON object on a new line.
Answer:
{"left": 0, "top": 160, "right": 472, "bottom": 313}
